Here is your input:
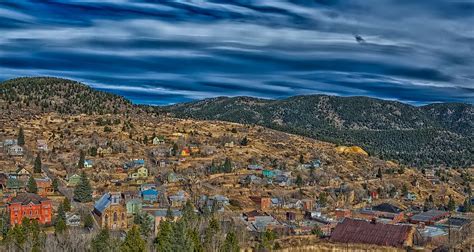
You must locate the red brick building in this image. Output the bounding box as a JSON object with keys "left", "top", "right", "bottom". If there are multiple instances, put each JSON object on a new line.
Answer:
{"left": 8, "top": 193, "right": 52, "bottom": 226}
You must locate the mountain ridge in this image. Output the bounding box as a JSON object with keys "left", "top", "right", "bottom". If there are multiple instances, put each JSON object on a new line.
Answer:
{"left": 1, "top": 77, "right": 473, "bottom": 168}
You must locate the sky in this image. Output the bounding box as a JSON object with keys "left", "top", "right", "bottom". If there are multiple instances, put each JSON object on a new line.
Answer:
{"left": 0, "top": 0, "right": 473, "bottom": 105}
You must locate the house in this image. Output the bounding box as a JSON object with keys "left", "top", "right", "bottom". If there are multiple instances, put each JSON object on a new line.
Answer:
{"left": 250, "top": 215, "right": 281, "bottom": 232}
{"left": 302, "top": 199, "right": 314, "bottom": 211}
{"left": 15, "top": 167, "right": 30, "bottom": 178}
{"left": 200, "top": 195, "right": 230, "bottom": 212}
{"left": 247, "top": 164, "right": 263, "bottom": 171}
{"left": 169, "top": 191, "right": 187, "bottom": 207}
{"left": 330, "top": 218, "right": 415, "bottom": 249}
{"left": 406, "top": 192, "right": 417, "bottom": 201}
{"left": 359, "top": 203, "right": 405, "bottom": 224}
{"left": 167, "top": 173, "right": 178, "bottom": 183}
{"left": 224, "top": 141, "right": 234, "bottom": 148}
{"left": 124, "top": 159, "right": 145, "bottom": 170}
{"left": 8, "top": 193, "right": 52, "bottom": 225}
{"left": 3, "top": 139, "right": 18, "bottom": 148}
{"left": 67, "top": 174, "right": 81, "bottom": 187}
{"left": 142, "top": 189, "right": 159, "bottom": 203}
{"left": 129, "top": 167, "right": 148, "bottom": 179}
{"left": 180, "top": 148, "right": 190, "bottom": 157}
{"left": 8, "top": 145, "right": 24, "bottom": 156}
{"left": 240, "top": 175, "right": 262, "bottom": 185}
{"left": 140, "top": 184, "right": 156, "bottom": 192}
{"left": 6, "top": 177, "right": 24, "bottom": 192}
{"left": 274, "top": 175, "right": 291, "bottom": 187}
{"left": 97, "top": 146, "right": 113, "bottom": 156}
{"left": 415, "top": 226, "right": 447, "bottom": 247}
{"left": 262, "top": 170, "right": 276, "bottom": 178}
{"left": 152, "top": 136, "right": 166, "bottom": 145}
{"left": 35, "top": 177, "right": 53, "bottom": 196}
{"left": 122, "top": 191, "right": 141, "bottom": 201}
{"left": 126, "top": 198, "right": 143, "bottom": 215}
{"left": 250, "top": 196, "right": 271, "bottom": 210}
{"left": 65, "top": 213, "right": 81, "bottom": 226}
{"left": 149, "top": 209, "right": 182, "bottom": 235}
{"left": 409, "top": 210, "right": 449, "bottom": 225}
{"left": 93, "top": 192, "right": 128, "bottom": 230}
{"left": 36, "top": 140, "right": 48, "bottom": 152}
{"left": 84, "top": 160, "right": 93, "bottom": 168}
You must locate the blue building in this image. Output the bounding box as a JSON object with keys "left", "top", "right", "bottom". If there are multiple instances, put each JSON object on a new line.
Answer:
{"left": 142, "top": 189, "right": 159, "bottom": 203}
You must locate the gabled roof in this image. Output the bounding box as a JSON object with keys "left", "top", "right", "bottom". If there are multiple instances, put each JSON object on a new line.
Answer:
{"left": 330, "top": 218, "right": 413, "bottom": 248}
{"left": 10, "top": 193, "right": 50, "bottom": 205}
{"left": 372, "top": 203, "right": 403, "bottom": 214}
{"left": 94, "top": 193, "right": 112, "bottom": 214}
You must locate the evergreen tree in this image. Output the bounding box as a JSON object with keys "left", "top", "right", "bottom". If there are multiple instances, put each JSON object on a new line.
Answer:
{"left": 447, "top": 195, "right": 456, "bottom": 212}
{"left": 84, "top": 213, "right": 94, "bottom": 229}
{"left": 62, "top": 197, "right": 71, "bottom": 212}
{"left": 120, "top": 225, "right": 146, "bottom": 252}
{"left": 165, "top": 207, "right": 174, "bottom": 221}
{"left": 52, "top": 178, "right": 59, "bottom": 192}
{"left": 34, "top": 153, "right": 42, "bottom": 173}
{"left": 155, "top": 220, "right": 173, "bottom": 252}
{"left": 377, "top": 167, "right": 383, "bottom": 179}
{"left": 240, "top": 137, "right": 248, "bottom": 146}
{"left": 221, "top": 231, "right": 239, "bottom": 252}
{"left": 27, "top": 176, "right": 38, "bottom": 193}
{"left": 222, "top": 158, "right": 232, "bottom": 173}
{"left": 299, "top": 154, "right": 304, "bottom": 164}
{"left": 54, "top": 218, "right": 66, "bottom": 235}
{"left": 133, "top": 212, "right": 153, "bottom": 238}
{"left": 401, "top": 184, "right": 408, "bottom": 197}
{"left": 91, "top": 228, "right": 111, "bottom": 252}
{"left": 17, "top": 127, "right": 25, "bottom": 146}
{"left": 318, "top": 192, "right": 328, "bottom": 207}
{"left": 0, "top": 211, "right": 10, "bottom": 240}
{"left": 171, "top": 143, "right": 179, "bottom": 157}
{"left": 171, "top": 220, "right": 193, "bottom": 252}
{"left": 295, "top": 174, "right": 304, "bottom": 188}
{"left": 78, "top": 150, "right": 85, "bottom": 169}
{"left": 73, "top": 171, "right": 93, "bottom": 202}
{"left": 462, "top": 198, "right": 471, "bottom": 212}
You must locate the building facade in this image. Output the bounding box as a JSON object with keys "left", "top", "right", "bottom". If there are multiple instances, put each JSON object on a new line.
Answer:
{"left": 8, "top": 193, "right": 52, "bottom": 225}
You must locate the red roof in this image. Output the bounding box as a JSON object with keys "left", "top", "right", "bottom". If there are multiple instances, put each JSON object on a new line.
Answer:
{"left": 330, "top": 218, "right": 413, "bottom": 248}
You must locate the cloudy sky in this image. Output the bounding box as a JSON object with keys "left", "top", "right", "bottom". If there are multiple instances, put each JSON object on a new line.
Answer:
{"left": 0, "top": 0, "right": 473, "bottom": 105}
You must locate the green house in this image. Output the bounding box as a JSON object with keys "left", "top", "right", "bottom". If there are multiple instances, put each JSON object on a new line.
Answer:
{"left": 262, "top": 170, "right": 276, "bottom": 178}
{"left": 67, "top": 174, "right": 81, "bottom": 187}
{"left": 126, "top": 199, "right": 143, "bottom": 215}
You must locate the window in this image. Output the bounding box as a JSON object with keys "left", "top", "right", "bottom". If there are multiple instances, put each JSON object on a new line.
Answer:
{"left": 113, "top": 212, "right": 118, "bottom": 222}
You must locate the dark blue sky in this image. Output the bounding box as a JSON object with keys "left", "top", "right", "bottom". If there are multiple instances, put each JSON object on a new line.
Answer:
{"left": 0, "top": 0, "right": 473, "bottom": 105}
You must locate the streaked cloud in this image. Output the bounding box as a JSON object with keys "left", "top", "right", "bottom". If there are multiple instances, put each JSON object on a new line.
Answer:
{"left": 0, "top": 0, "right": 472, "bottom": 105}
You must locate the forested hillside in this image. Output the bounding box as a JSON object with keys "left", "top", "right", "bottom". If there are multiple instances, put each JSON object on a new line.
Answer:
{"left": 163, "top": 96, "right": 474, "bottom": 168}
{"left": 0, "top": 77, "right": 137, "bottom": 115}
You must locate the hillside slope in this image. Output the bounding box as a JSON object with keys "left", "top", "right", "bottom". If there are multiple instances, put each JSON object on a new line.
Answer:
{"left": 0, "top": 77, "right": 138, "bottom": 116}
{"left": 163, "top": 95, "right": 474, "bottom": 168}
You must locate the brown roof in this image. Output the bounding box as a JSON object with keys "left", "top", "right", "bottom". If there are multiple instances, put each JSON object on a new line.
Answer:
{"left": 330, "top": 218, "right": 413, "bottom": 248}
{"left": 10, "top": 193, "right": 50, "bottom": 205}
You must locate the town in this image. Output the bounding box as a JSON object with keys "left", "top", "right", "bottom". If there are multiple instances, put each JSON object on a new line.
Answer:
{"left": 0, "top": 111, "right": 472, "bottom": 251}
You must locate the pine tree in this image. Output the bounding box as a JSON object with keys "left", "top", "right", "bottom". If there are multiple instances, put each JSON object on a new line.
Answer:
{"left": 52, "top": 178, "right": 59, "bottom": 192}
{"left": 155, "top": 220, "right": 172, "bottom": 252}
{"left": 17, "top": 127, "right": 25, "bottom": 146}
{"left": 401, "top": 184, "right": 408, "bottom": 197}
{"left": 34, "top": 153, "right": 42, "bottom": 173}
{"left": 447, "top": 195, "right": 456, "bottom": 212}
{"left": 120, "top": 225, "right": 146, "bottom": 252}
{"left": 462, "top": 198, "right": 471, "bottom": 212}
{"left": 295, "top": 174, "right": 303, "bottom": 188}
{"left": 222, "top": 158, "right": 232, "bottom": 173}
{"left": 377, "top": 167, "right": 383, "bottom": 179}
{"left": 84, "top": 213, "right": 94, "bottom": 229}
{"left": 299, "top": 154, "right": 304, "bottom": 164}
{"left": 91, "top": 228, "right": 111, "bottom": 252}
{"left": 240, "top": 137, "right": 248, "bottom": 146}
{"left": 62, "top": 197, "right": 71, "bottom": 212}
{"left": 73, "top": 171, "right": 93, "bottom": 202}
{"left": 78, "top": 150, "right": 85, "bottom": 169}
{"left": 172, "top": 220, "right": 193, "bottom": 252}
{"left": 221, "top": 231, "right": 239, "bottom": 252}
{"left": 27, "top": 176, "right": 38, "bottom": 193}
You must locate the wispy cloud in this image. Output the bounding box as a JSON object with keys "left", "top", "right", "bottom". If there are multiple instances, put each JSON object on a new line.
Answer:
{"left": 0, "top": 0, "right": 472, "bottom": 105}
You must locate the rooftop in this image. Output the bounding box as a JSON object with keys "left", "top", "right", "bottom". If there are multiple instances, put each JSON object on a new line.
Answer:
{"left": 330, "top": 218, "right": 414, "bottom": 248}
